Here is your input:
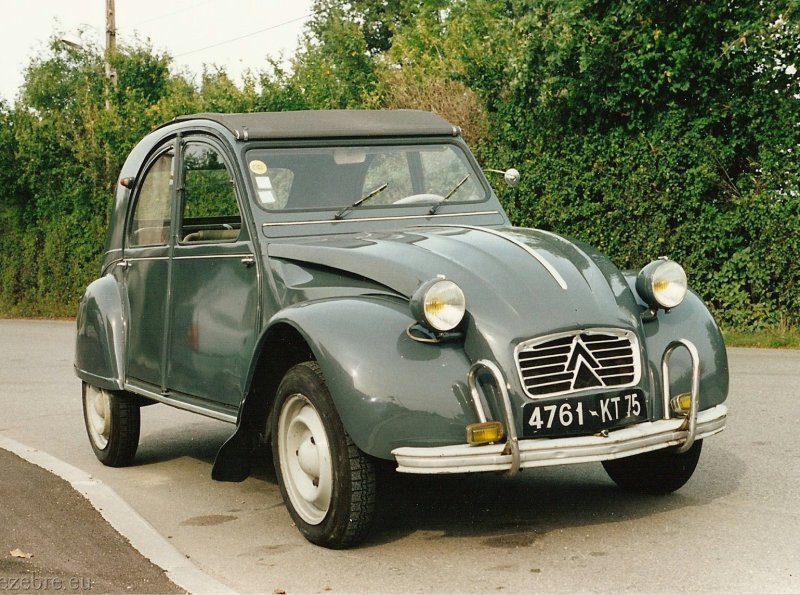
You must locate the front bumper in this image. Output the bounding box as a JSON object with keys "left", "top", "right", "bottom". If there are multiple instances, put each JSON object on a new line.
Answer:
{"left": 393, "top": 338, "right": 727, "bottom": 474}
{"left": 393, "top": 404, "right": 727, "bottom": 474}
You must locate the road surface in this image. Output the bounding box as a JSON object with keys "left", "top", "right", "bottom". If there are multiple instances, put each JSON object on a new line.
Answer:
{"left": 0, "top": 319, "right": 798, "bottom": 593}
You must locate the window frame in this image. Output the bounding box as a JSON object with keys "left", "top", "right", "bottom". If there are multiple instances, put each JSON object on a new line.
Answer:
{"left": 176, "top": 137, "right": 246, "bottom": 246}
{"left": 243, "top": 138, "right": 491, "bottom": 215}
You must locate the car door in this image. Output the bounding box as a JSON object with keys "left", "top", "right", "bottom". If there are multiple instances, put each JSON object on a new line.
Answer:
{"left": 166, "top": 138, "right": 259, "bottom": 408}
{"left": 124, "top": 143, "right": 176, "bottom": 390}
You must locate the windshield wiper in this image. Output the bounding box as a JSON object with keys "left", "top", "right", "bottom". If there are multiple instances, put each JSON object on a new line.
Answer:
{"left": 334, "top": 183, "right": 389, "bottom": 220}
{"left": 429, "top": 175, "right": 470, "bottom": 215}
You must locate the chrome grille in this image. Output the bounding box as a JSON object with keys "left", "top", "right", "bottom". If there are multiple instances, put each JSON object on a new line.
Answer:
{"left": 515, "top": 329, "right": 640, "bottom": 398}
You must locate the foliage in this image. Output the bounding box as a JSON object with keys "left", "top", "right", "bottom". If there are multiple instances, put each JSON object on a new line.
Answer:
{"left": 427, "top": 0, "right": 800, "bottom": 329}
{"left": 0, "top": 0, "right": 798, "bottom": 331}
{"left": 1, "top": 40, "right": 215, "bottom": 315}
{"left": 280, "top": 0, "right": 382, "bottom": 109}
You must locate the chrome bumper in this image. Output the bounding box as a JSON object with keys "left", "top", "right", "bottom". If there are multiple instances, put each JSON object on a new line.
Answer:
{"left": 393, "top": 404, "right": 727, "bottom": 474}
{"left": 393, "top": 338, "right": 727, "bottom": 475}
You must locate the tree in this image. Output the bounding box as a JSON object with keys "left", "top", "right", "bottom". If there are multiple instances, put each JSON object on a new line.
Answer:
{"left": 0, "top": 39, "right": 204, "bottom": 315}
{"left": 1, "top": 1, "right": 798, "bottom": 329}
{"left": 282, "top": 0, "right": 381, "bottom": 109}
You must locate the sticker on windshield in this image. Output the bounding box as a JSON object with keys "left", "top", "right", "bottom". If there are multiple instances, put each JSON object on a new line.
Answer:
{"left": 249, "top": 160, "right": 268, "bottom": 175}
{"left": 255, "top": 176, "right": 272, "bottom": 190}
{"left": 259, "top": 190, "right": 276, "bottom": 204}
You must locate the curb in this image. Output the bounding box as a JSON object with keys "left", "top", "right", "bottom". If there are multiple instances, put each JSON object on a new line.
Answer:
{"left": 0, "top": 435, "right": 236, "bottom": 595}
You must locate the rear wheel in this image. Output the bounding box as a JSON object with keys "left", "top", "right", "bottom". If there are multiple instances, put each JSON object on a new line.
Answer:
{"left": 82, "top": 383, "right": 140, "bottom": 467}
{"left": 602, "top": 440, "right": 703, "bottom": 495}
{"left": 272, "top": 362, "right": 376, "bottom": 548}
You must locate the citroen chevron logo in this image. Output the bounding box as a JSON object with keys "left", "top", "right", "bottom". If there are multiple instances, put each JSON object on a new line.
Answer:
{"left": 565, "top": 337, "right": 604, "bottom": 390}
{"left": 516, "top": 330, "right": 639, "bottom": 399}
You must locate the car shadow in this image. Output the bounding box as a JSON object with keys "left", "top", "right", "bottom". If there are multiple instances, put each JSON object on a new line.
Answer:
{"left": 361, "top": 444, "right": 742, "bottom": 548}
{"left": 133, "top": 419, "right": 280, "bottom": 482}
{"left": 129, "top": 419, "right": 741, "bottom": 549}
{"left": 133, "top": 421, "right": 232, "bottom": 466}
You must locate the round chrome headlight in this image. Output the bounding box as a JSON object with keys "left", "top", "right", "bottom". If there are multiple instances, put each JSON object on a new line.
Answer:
{"left": 410, "top": 278, "right": 466, "bottom": 331}
{"left": 636, "top": 259, "right": 688, "bottom": 309}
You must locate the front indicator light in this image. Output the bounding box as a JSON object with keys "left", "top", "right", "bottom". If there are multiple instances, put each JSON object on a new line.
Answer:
{"left": 466, "top": 421, "right": 505, "bottom": 445}
{"left": 670, "top": 392, "right": 692, "bottom": 415}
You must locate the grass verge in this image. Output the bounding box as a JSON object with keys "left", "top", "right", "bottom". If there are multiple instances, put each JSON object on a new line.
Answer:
{"left": 723, "top": 328, "right": 800, "bottom": 349}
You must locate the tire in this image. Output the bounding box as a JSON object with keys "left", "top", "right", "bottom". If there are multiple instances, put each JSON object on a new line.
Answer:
{"left": 271, "top": 362, "right": 376, "bottom": 548}
{"left": 82, "top": 383, "right": 141, "bottom": 467}
{"left": 602, "top": 440, "right": 703, "bottom": 495}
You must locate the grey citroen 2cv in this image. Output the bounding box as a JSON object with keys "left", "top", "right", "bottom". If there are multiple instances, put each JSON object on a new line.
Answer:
{"left": 75, "top": 110, "right": 728, "bottom": 548}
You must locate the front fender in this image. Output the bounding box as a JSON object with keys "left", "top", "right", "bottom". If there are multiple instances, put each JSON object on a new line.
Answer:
{"left": 272, "top": 296, "right": 476, "bottom": 459}
{"left": 634, "top": 287, "right": 729, "bottom": 416}
{"left": 75, "top": 274, "right": 126, "bottom": 390}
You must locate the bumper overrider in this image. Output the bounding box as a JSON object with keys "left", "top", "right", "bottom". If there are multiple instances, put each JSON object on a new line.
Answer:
{"left": 392, "top": 339, "right": 728, "bottom": 474}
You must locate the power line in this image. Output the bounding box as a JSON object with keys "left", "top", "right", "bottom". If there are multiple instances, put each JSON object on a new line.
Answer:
{"left": 128, "top": 0, "right": 217, "bottom": 28}
{"left": 173, "top": 13, "right": 311, "bottom": 58}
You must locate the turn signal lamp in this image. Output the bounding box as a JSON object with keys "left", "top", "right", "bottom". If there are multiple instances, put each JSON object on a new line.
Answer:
{"left": 670, "top": 393, "right": 692, "bottom": 415}
{"left": 466, "top": 421, "right": 505, "bottom": 445}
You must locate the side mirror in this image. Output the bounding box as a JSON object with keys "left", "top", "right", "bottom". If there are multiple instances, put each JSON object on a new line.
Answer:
{"left": 502, "top": 168, "right": 520, "bottom": 187}
{"left": 484, "top": 168, "right": 520, "bottom": 187}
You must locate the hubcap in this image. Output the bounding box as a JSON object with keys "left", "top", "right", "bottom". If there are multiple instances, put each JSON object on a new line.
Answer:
{"left": 278, "top": 394, "right": 333, "bottom": 525}
{"left": 84, "top": 385, "right": 111, "bottom": 450}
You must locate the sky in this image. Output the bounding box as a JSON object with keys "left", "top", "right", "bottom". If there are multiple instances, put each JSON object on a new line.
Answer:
{"left": 0, "top": 0, "right": 314, "bottom": 103}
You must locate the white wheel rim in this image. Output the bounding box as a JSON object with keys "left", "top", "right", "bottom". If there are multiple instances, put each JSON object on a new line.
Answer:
{"left": 84, "top": 385, "right": 111, "bottom": 450}
{"left": 277, "top": 394, "right": 333, "bottom": 525}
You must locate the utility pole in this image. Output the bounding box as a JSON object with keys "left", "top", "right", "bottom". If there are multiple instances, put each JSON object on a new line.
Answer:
{"left": 105, "top": 0, "right": 117, "bottom": 88}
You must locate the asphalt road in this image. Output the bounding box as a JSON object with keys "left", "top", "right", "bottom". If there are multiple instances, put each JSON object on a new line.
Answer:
{"left": 1, "top": 319, "right": 798, "bottom": 593}
{"left": 0, "top": 448, "right": 182, "bottom": 594}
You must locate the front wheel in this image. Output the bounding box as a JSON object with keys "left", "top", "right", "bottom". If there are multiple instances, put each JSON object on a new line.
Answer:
{"left": 602, "top": 440, "right": 703, "bottom": 495}
{"left": 271, "top": 362, "right": 376, "bottom": 548}
{"left": 82, "top": 383, "right": 141, "bottom": 467}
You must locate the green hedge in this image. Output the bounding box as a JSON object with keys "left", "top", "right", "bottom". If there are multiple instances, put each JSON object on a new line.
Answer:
{"left": 0, "top": 1, "right": 798, "bottom": 330}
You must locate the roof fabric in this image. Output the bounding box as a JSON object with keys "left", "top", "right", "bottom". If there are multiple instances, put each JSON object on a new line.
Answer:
{"left": 172, "top": 109, "right": 460, "bottom": 140}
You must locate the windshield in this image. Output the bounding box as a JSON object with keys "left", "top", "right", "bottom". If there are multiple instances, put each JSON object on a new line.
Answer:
{"left": 245, "top": 143, "right": 487, "bottom": 212}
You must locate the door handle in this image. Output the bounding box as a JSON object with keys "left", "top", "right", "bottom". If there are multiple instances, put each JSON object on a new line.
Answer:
{"left": 240, "top": 255, "right": 255, "bottom": 267}
{"left": 116, "top": 259, "right": 130, "bottom": 270}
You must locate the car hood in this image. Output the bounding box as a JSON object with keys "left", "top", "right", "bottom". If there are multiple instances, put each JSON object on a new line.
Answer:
{"left": 267, "top": 224, "right": 643, "bottom": 343}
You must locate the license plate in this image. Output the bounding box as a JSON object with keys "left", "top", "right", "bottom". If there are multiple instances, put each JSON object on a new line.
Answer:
{"left": 521, "top": 390, "right": 647, "bottom": 438}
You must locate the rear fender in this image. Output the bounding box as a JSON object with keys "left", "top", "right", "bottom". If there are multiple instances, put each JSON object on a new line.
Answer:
{"left": 74, "top": 274, "right": 126, "bottom": 391}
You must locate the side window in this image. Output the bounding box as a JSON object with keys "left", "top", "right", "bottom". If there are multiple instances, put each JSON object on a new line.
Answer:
{"left": 128, "top": 150, "right": 174, "bottom": 247}
{"left": 180, "top": 142, "right": 242, "bottom": 243}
